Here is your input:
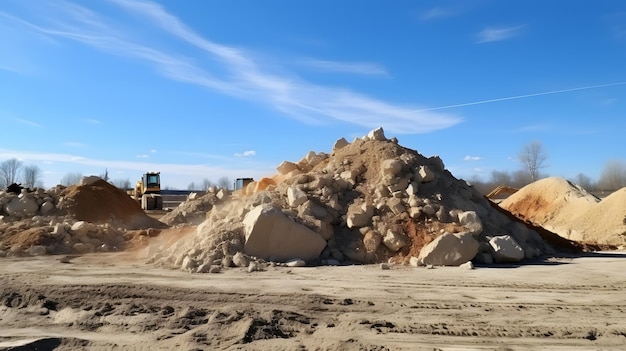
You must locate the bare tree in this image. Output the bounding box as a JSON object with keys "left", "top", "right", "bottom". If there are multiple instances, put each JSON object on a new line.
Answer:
{"left": 490, "top": 170, "right": 512, "bottom": 185}
{"left": 22, "top": 165, "right": 42, "bottom": 188}
{"left": 597, "top": 159, "right": 626, "bottom": 191}
{"left": 187, "top": 181, "right": 197, "bottom": 191}
{"left": 0, "top": 158, "right": 23, "bottom": 188}
{"left": 518, "top": 141, "right": 548, "bottom": 182}
{"left": 112, "top": 178, "right": 131, "bottom": 189}
{"left": 60, "top": 172, "right": 83, "bottom": 186}
{"left": 218, "top": 176, "right": 230, "bottom": 190}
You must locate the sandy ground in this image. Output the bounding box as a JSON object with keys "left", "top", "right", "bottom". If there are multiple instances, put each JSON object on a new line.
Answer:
{"left": 1, "top": 252, "right": 625, "bottom": 351}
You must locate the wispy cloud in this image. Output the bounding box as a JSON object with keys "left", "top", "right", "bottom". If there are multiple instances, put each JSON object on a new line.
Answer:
{"left": 16, "top": 118, "right": 42, "bottom": 128}
{"left": 234, "top": 150, "right": 256, "bottom": 157}
{"left": 3, "top": 0, "right": 460, "bottom": 134}
{"left": 84, "top": 118, "right": 102, "bottom": 124}
{"left": 420, "top": 7, "right": 454, "bottom": 21}
{"left": 63, "top": 141, "right": 85, "bottom": 148}
{"left": 298, "top": 59, "right": 389, "bottom": 77}
{"left": 476, "top": 25, "right": 525, "bottom": 43}
{"left": 136, "top": 154, "right": 150, "bottom": 158}
{"left": 514, "top": 124, "right": 549, "bottom": 133}
{"left": 0, "top": 148, "right": 274, "bottom": 187}
{"left": 464, "top": 155, "right": 483, "bottom": 161}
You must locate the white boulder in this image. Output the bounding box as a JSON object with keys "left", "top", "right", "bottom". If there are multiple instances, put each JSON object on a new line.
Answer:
{"left": 367, "top": 127, "right": 387, "bottom": 141}
{"left": 79, "top": 176, "right": 101, "bottom": 185}
{"left": 489, "top": 235, "right": 525, "bottom": 263}
{"left": 382, "top": 230, "right": 408, "bottom": 252}
{"left": 287, "top": 186, "right": 308, "bottom": 208}
{"left": 243, "top": 204, "right": 326, "bottom": 261}
{"left": 4, "top": 196, "right": 39, "bottom": 217}
{"left": 458, "top": 211, "right": 483, "bottom": 235}
{"left": 417, "top": 232, "right": 479, "bottom": 266}
{"left": 333, "top": 137, "right": 349, "bottom": 150}
{"left": 276, "top": 161, "right": 299, "bottom": 175}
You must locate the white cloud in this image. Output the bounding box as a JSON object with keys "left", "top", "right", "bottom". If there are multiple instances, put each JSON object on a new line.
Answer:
{"left": 5, "top": 0, "right": 461, "bottom": 134}
{"left": 0, "top": 148, "right": 273, "bottom": 189}
{"left": 150, "top": 149, "right": 157, "bottom": 153}
{"left": 136, "top": 154, "right": 149, "bottom": 158}
{"left": 16, "top": 118, "right": 42, "bottom": 128}
{"left": 63, "top": 141, "right": 85, "bottom": 148}
{"left": 234, "top": 150, "right": 256, "bottom": 157}
{"left": 464, "top": 155, "right": 483, "bottom": 161}
{"left": 298, "top": 59, "right": 389, "bottom": 77}
{"left": 84, "top": 118, "right": 102, "bottom": 124}
{"left": 476, "top": 25, "right": 525, "bottom": 43}
{"left": 420, "top": 7, "right": 454, "bottom": 21}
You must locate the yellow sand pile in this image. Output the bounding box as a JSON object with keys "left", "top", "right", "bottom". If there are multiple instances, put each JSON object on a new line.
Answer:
{"left": 500, "top": 177, "right": 626, "bottom": 245}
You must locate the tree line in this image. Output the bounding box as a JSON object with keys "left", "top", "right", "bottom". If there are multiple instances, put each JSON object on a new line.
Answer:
{"left": 468, "top": 141, "right": 626, "bottom": 195}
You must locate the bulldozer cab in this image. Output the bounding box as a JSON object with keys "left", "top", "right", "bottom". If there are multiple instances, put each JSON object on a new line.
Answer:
{"left": 143, "top": 172, "right": 161, "bottom": 194}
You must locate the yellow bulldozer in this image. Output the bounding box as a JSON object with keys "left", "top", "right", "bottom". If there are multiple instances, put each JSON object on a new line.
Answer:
{"left": 129, "top": 172, "right": 163, "bottom": 210}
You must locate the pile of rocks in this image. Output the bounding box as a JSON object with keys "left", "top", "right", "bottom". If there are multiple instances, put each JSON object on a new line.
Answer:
{"left": 160, "top": 187, "right": 230, "bottom": 226}
{"left": 0, "top": 177, "right": 165, "bottom": 257}
{"left": 148, "top": 128, "right": 554, "bottom": 273}
{"left": 0, "top": 184, "right": 63, "bottom": 219}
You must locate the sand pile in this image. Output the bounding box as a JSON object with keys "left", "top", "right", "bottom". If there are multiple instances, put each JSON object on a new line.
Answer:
{"left": 59, "top": 179, "right": 164, "bottom": 229}
{"left": 500, "top": 178, "right": 626, "bottom": 245}
{"left": 147, "top": 128, "right": 556, "bottom": 273}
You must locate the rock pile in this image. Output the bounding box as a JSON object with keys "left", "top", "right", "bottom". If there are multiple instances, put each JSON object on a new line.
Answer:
{"left": 160, "top": 187, "right": 230, "bottom": 226}
{"left": 0, "top": 177, "right": 166, "bottom": 257}
{"left": 148, "top": 128, "right": 555, "bottom": 273}
{"left": 500, "top": 177, "right": 626, "bottom": 246}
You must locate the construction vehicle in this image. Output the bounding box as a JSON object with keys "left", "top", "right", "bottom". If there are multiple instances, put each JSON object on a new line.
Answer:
{"left": 233, "top": 177, "right": 254, "bottom": 191}
{"left": 486, "top": 185, "right": 518, "bottom": 201}
{"left": 129, "top": 172, "right": 163, "bottom": 210}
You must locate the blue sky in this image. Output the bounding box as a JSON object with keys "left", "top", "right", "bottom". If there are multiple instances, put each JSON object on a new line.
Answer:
{"left": 1, "top": 0, "right": 625, "bottom": 189}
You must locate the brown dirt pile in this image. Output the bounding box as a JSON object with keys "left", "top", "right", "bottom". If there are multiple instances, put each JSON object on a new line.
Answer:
{"left": 500, "top": 177, "right": 626, "bottom": 246}
{"left": 59, "top": 179, "right": 165, "bottom": 230}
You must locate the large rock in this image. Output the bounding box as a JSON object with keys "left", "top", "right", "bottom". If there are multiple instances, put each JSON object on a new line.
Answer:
{"left": 80, "top": 175, "right": 102, "bottom": 185}
{"left": 4, "top": 195, "right": 39, "bottom": 217}
{"left": 276, "top": 161, "right": 299, "bottom": 175}
{"left": 243, "top": 204, "right": 327, "bottom": 261}
{"left": 367, "top": 127, "right": 387, "bottom": 141}
{"left": 489, "top": 235, "right": 525, "bottom": 262}
{"left": 287, "top": 186, "right": 308, "bottom": 208}
{"left": 417, "top": 232, "right": 479, "bottom": 266}
{"left": 346, "top": 202, "right": 374, "bottom": 228}
{"left": 458, "top": 211, "right": 483, "bottom": 235}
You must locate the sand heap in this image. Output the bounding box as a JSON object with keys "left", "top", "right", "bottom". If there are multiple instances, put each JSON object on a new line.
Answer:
{"left": 500, "top": 178, "right": 626, "bottom": 245}
{"left": 147, "top": 128, "right": 555, "bottom": 273}
{"left": 0, "top": 177, "right": 166, "bottom": 257}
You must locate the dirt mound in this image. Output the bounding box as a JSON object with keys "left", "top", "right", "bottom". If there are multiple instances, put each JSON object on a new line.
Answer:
{"left": 500, "top": 178, "right": 626, "bottom": 246}
{"left": 59, "top": 179, "right": 165, "bottom": 230}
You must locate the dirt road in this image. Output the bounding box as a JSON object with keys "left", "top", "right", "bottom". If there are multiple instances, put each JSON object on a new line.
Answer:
{"left": 1, "top": 252, "right": 625, "bottom": 350}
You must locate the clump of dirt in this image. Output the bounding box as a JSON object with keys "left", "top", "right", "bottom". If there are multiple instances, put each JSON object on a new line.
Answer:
{"left": 59, "top": 179, "right": 165, "bottom": 230}
{"left": 500, "top": 177, "right": 626, "bottom": 246}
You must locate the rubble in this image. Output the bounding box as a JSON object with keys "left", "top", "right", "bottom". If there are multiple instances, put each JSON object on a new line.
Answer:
{"left": 0, "top": 177, "right": 166, "bottom": 256}
{"left": 148, "top": 127, "right": 556, "bottom": 272}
